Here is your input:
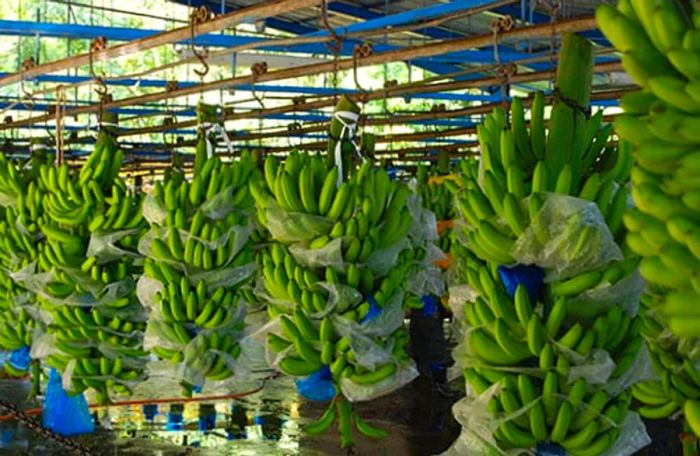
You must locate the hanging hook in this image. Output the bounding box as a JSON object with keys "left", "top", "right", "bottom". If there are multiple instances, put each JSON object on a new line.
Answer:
{"left": 89, "top": 37, "right": 109, "bottom": 98}
{"left": 190, "top": 6, "right": 212, "bottom": 79}
{"left": 250, "top": 62, "right": 268, "bottom": 110}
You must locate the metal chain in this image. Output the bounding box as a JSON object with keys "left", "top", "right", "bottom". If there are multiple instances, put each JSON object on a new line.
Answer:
{"left": 0, "top": 397, "right": 93, "bottom": 455}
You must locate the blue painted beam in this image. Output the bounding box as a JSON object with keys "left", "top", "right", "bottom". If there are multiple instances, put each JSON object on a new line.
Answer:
{"left": 169, "top": 0, "right": 463, "bottom": 76}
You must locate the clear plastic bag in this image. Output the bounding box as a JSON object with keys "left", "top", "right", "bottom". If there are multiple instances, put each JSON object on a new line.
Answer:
{"left": 144, "top": 303, "right": 248, "bottom": 388}
{"left": 364, "top": 238, "right": 411, "bottom": 277}
{"left": 21, "top": 268, "right": 136, "bottom": 310}
{"left": 513, "top": 194, "right": 623, "bottom": 281}
{"left": 86, "top": 229, "right": 142, "bottom": 263}
{"left": 142, "top": 193, "right": 166, "bottom": 226}
{"left": 340, "top": 361, "right": 418, "bottom": 402}
{"left": 405, "top": 264, "right": 445, "bottom": 297}
{"left": 289, "top": 237, "right": 345, "bottom": 270}
{"left": 263, "top": 202, "right": 333, "bottom": 243}
{"left": 200, "top": 186, "right": 249, "bottom": 220}
{"left": 568, "top": 270, "right": 645, "bottom": 318}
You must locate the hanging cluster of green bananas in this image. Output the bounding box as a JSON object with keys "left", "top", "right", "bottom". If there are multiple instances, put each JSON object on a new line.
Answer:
{"left": 0, "top": 150, "right": 53, "bottom": 376}
{"left": 631, "top": 295, "right": 700, "bottom": 421}
{"left": 0, "top": 154, "right": 26, "bottom": 205}
{"left": 144, "top": 111, "right": 259, "bottom": 391}
{"left": 450, "top": 33, "right": 642, "bottom": 454}
{"left": 34, "top": 125, "right": 147, "bottom": 403}
{"left": 597, "top": 0, "right": 700, "bottom": 440}
{"left": 416, "top": 164, "right": 457, "bottom": 253}
{"left": 598, "top": 1, "right": 700, "bottom": 338}
{"left": 456, "top": 100, "right": 630, "bottom": 266}
{"left": 252, "top": 152, "right": 417, "bottom": 447}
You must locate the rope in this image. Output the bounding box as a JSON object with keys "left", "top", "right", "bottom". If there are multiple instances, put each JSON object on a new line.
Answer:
{"left": 491, "top": 15, "right": 515, "bottom": 107}
{"left": 199, "top": 121, "right": 234, "bottom": 158}
{"left": 352, "top": 43, "right": 372, "bottom": 103}
{"left": 55, "top": 86, "right": 66, "bottom": 165}
{"left": 332, "top": 110, "right": 364, "bottom": 186}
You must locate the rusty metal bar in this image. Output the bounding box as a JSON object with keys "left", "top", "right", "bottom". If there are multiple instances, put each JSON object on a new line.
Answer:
{"left": 0, "top": 0, "right": 322, "bottom": 88}
{"left": 0, "top": 15, "right": 601, "bottom": 131}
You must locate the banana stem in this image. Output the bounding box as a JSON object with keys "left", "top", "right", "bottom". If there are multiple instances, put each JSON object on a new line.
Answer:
{"left": 682, "top": 420, "right": 698, "bottom": 456}
{"left": 30, "top": 361, "right": 40, "bottom": 398}
{"left": 545, "top": 33, "right": 593, "bottom": 192}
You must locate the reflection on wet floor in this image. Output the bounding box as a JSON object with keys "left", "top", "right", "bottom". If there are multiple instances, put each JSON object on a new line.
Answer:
{"left": 0, "top": 372, "right": 465, "bottom": 455}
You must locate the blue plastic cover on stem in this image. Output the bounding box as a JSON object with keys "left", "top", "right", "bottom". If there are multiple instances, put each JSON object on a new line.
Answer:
{"left": 9, "top": 346, "right": 31, "bottom": 371}
{"left": 360, "top": 295, "right": 381, "bottom": 324}
{"left": 42, "top": 369, "right": 94, "bottom": 436}
{"left": 421, "top": 295, "right": 438, "bottom": 317}
{"left": 536, "top": 442, "right": 567, "bottom": 456}
{"left": 294, "top": 365, "right": 336, "bottom": 401}
{"left": 497, "top": 264, "right": 544, "bottom": 302}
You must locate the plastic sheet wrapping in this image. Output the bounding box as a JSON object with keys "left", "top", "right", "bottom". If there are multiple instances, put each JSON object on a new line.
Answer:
{"left": 364, "top": 238, "right": 410, "bottom": 277}
{"left": 86, "top": 229, "right": 142, "bottom": 263}
{"left": 340, "top": 361, "right": 418, "bottom": 403}
{"left": 20, "top": 267, "right": 137, "bottom": 312}
{"left": 144, "top": 303, "right": 248, "bottom": 388}
{"left": 447, "top": 284, "right": 480, "bottom": 320}
{"left": 0, "top": 191, "right": 17, "bottom": 209}
{"left": 252, "top": 276, "right": 296, "bottom": 314}
{"left": 263, "top": 203, "right": 333, "bottom": 243}
{"left": 289, "top": 237, "right": 344, "bottom": 270}
{"left": 513, "top": 194, "right": 623, "bottom": 281}
{"left": 200, "top": 186, "right": 250, "bottom": 220}
{"left": 307, "top": 282, "right": 362, "bottom": 317}
{"left": 330, "top": 291, "right": 404, "bottom": 374}
{"left": 405, "top": 263, "right": 446, "bottom": 298}
{"left": 406, "top": 185, "right": 439, "bottom": 245}
{"left": 142, "top": 193, "right": 166, "bottom": 226}
{"left": 568, "top": 270, "right": 645, "bottom": 318}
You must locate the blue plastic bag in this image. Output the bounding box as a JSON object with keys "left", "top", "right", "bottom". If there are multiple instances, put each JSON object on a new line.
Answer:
{"left": 498, "top": 264, "right": 544, "bottom": 302}
{"left": 142, "top": 404, "right": 158, "bottom": 421}
{"left": 42, "top": 369, "right": 94, "bottom": 436}
{"left": 294, "top": 366, "right": 336, "bottom": 401}
{"left": 360, "top": 296, "right": 381, "bottom": 324}
{"left": 421, "top": 295, "right": 438, "bottom": 317}
{"left": 8, "top": 346, "right": 31, "bottom": 371}
{"left": 166, "top": 404, "right": 185, "bottom": 431}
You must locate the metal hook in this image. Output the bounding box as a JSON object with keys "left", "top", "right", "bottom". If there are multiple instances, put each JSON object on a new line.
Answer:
{"left": 89, "top": 37, "right": 109, "bottom": 97}
{"left": 190, "top": 6, "right": 212, "bottom": 79}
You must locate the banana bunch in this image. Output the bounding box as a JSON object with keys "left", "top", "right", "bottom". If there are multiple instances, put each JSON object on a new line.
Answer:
{"left": 416, "top": 164, "right": 456, "bottom": 253}
{"left": 0, "top": 149, "right": 52, "bottom": 376}
{"left": 252, "top": 151, "right": 418, "bottom": 448}
{"left": 458, "top": 262, "right": 642, "bottom": 454}
{"left": 0, "top": 153, "right": 25, "bottom": 205}
{"left": 630, "top": 294, "right": 700, "bottom": 421}
{"left": 32, "top": 123, "right": 148, "bottom": 403}
{"left": 597, "top": 1, "right": 700, "bottom": 443}
{"left": 144, "top": 113, "right": 259, "bottom": 391}
{"left": 597, "top": 1, "right": 700, "bottom": 338}
{"left": 449, "top": 33, "right": 643, "bottom": 454}
{"left": 253, "top": 151, "right": 413, "bottom": 265}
